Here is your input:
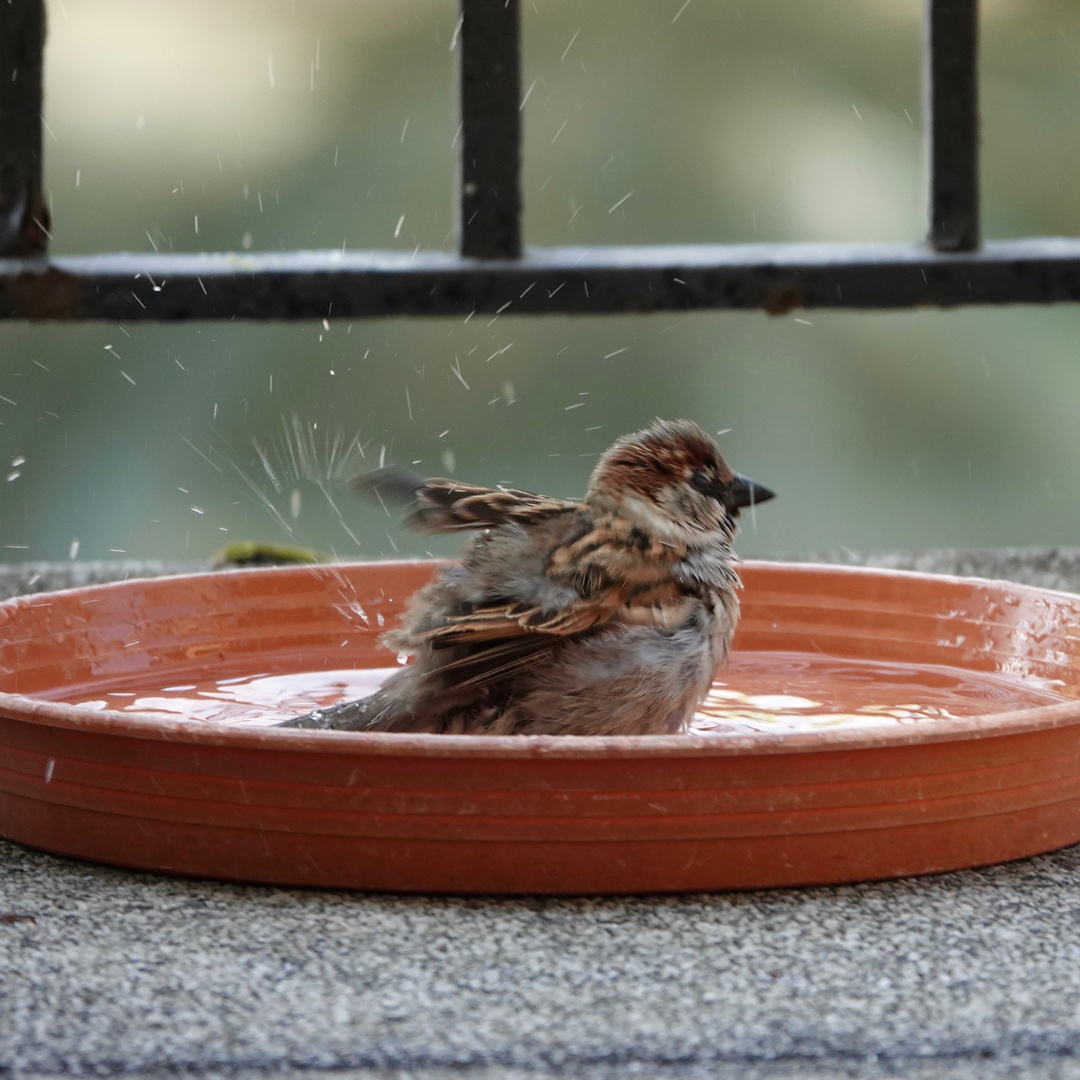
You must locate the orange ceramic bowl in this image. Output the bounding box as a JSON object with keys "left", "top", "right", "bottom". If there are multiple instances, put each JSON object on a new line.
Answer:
{"left": 1, "top": 560, "right": 1079, "bottom": 894}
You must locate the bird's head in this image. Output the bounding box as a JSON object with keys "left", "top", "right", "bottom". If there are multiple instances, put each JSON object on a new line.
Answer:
{"left": 586, "top": 419, "right": 775, "bottom": 545}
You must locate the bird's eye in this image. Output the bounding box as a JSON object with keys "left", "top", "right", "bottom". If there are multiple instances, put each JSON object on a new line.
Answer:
{"left": 690, "top": 470, "right": 716, "bottom": 496}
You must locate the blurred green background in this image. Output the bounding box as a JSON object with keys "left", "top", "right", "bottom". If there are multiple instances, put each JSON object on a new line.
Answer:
{"left": 1, "top": 0, "right": 1079, "bottom": 563}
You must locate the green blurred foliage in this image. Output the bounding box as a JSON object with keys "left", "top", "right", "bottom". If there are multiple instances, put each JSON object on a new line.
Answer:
{"left": 1, "top": 0, "right": 1079, "bottom": 563}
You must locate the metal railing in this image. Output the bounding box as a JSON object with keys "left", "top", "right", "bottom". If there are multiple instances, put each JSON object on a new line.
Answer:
{"left": 1, "top": 0, "right": 1077, "bottom": 322}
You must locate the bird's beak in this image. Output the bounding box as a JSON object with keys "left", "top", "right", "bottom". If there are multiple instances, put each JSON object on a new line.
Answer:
{"left": 728, "top": 473, "right": 776, "bottom": 509}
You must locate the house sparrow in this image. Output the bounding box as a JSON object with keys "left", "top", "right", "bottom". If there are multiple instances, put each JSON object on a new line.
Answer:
{"left": 279, "top": 419, "right": 774, "bottom": 736}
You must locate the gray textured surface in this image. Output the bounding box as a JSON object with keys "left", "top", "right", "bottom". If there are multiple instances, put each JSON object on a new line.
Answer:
{"left": 5, "top": 546, "right": 1080, "bottom": 598}
{"left": 7, "top": 841, "right": 1080, "bottom": 1080}
{"left": 0, "top": 559, "right": 204, "bottom": 601}
{"left": 5, "top": 550, "right": 1080, "bottom": 1080}
{"left": 786, "top": 546, "right": 1080, "bottom": 594}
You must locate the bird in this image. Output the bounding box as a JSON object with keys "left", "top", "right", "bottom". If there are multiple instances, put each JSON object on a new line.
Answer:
{"left": 278, "top": 419, "right": 774, "bottom": 736}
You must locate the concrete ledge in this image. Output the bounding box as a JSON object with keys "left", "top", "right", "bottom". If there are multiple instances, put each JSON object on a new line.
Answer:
{"left": 5, "top": 546, "right": 1080, "bottom": 599}
{"left": 4, "top": 551, "right": 1080, "bottom": 1080}
{"left": 784, "top": 546, "right": 1080, "bottom": 594}
{"left": 0, "top": 559, "right": 205, "bottom": 601}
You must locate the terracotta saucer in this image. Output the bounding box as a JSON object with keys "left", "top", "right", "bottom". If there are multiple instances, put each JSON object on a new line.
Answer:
{"left": 1, "top": 560, "right": 1079, "bottom": 894}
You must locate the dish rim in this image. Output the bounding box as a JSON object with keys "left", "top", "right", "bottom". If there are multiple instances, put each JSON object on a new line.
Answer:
{"left": 2, "top": 558, "right": 1077, "bottom": 760}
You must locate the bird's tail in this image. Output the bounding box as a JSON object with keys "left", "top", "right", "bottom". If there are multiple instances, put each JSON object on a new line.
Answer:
{"left": 277, "top": 690, "right": 406, "bottom": 732}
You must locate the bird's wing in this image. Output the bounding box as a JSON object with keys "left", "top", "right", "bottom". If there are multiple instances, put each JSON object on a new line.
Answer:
{"left": 417, "top": 575, "right": 682, "bottom": 687}
{"left": 417, "top": 525, "right": 686, "bottom": 652}
{"left": 421, "top": 633, "right": 568, "bottom": 688}
{"left": 422, "top": 593, "right": 611, "bottom": 648}
{"left": 354, "top": 467, "right": 580, "bottom": 533}
{"left": 370, "top": 489, "right": 689, "bottom": 687}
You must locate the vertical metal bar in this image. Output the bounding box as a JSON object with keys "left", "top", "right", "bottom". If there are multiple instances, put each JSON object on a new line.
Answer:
{"left": 925, "top": 0, "right": 979, "bottom": 251}
{"left": 458, "top": 0, "right": 522, "bottom": 259}
{"left": 0, "top": 0, "right": 48, "bottom": 256}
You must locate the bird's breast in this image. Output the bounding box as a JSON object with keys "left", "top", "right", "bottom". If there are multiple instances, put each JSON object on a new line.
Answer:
{"left": 616, "top": 596, "right": 697, "bottom": 628}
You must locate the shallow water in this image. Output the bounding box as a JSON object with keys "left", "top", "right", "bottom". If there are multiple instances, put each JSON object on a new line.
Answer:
{"left": 60, "top": 650, "right": 1070, "bottom": 735}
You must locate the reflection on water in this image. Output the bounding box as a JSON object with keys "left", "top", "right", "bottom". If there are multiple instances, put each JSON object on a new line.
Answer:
{"left": 690, "top": 651, "right": 1067, "bottom": 734}
{"left": 63, "top": 650, "right": 1070, "bottom": 735}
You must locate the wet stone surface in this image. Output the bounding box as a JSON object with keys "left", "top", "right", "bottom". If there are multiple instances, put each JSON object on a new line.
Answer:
{"left": 4, "top": 549, "right": 1080, "bottom": 1080}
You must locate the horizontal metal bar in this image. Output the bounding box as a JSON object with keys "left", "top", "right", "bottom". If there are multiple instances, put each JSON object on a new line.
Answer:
{"left": 925, "top": 0, "right": 979, "bottom": 251}
{"left": 3, "top": 239, "right": 1080, "bottom": 321}
{"left": 0, "top": 0, "right": 48, "bottom": 256}
{"left": 458, "top": 0, "right": 522, "bottom": 259}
